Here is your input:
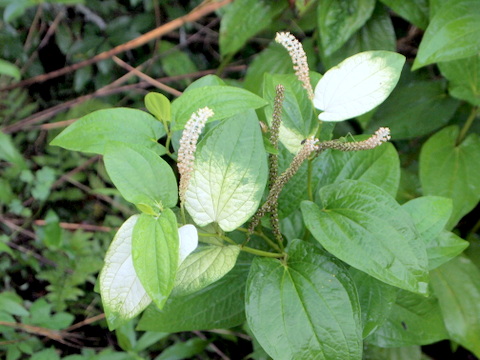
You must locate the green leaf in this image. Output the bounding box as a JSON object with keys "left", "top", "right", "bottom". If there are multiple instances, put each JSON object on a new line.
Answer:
{"left": 185, "top": 110, "right": 268, "bottom": 231}
{"left": 103, "top": 142, "right": 177, "bottom": 213}
{"left": 400, "top": 196, "right": 468, "bottom": 269}
{"left": 431, "top": 255, "right": 480, "bottom": 357}
{"left": 318, "top": 0, "right": 376, "bottom": 56}
{"left": 30, "top": 348, "right": 60, "bottom": 360}
{"left": 73, "top": 65, "right": 92, "bottom": 93}
{"left": 158, "top": 40, "right": 197, "bottom": 87}
{"left": 219, "top": 0, "right": 287, "bottom": 56}
{"left": 263, "top": 73, "right": 321, "bottom": 153}
{"left": 0, "top": 59, "right": 21, "bottom": 80}
{"left": 427, "top": 231, "right": 469, "bottom": 270}
{"left": 132, "top": 210, "right": 179, "bottom": 309}
{"left": 401, "top": 196, "right": 452, "bottom": 244}
{"left": 0, "top": 131, "right": 27, "bottom": 169}
{"left": 137, "top": 262, "right": 249, "bottom": 332}
{"left": 184, "top": 75, "right": 225, "bottom": 91}
{"left": 367, "top": 80, "right": 460, "bottom": 139}
{"left": 173, "top": 245, "right": 240, "bottom": 297}
{"left": 419, "top": 126, "right": 480, "bottom": 228}
{"left": 0, "top": 292, "right": 29, "bottom": 317}
{"left": 244, "top": 43, "right": 293, "bottom": 95}
{"left": 363, "top": 345, "right": 422, "bottom": 360}
{"left": 155, "top": 338, "right": 209, "bottom": 360}
{"left": 277, "top": 139, "right": 399, "bottom": 220}
{"left": 350, "top": 269, "right": 396, "bottom": 338}
{"left": 145, "top": 92, "right": 171, "bottom": 122}
{"left": 50, "top": 108, "right": 165, "bottom": 154}
{"left": 246, "top": 240, "right": 362, "bottom": 360}
{"left": 314, "top": 51, "right": 405, "bottom": 121}
{"left": 100, "top": 215, "right": 152, "bottom": 330}
{"left": 439, "top": 54, "right": 480, "bottom": 105}
{"left": 378, "top": 0, "right": 429, "bottom": 29}
{"left": 39, "top": 210, "right": 62, "bottom": 248}
{"left": 324, "top": 3, "right": 396, "bottom": 68}
{"left": 413, "top": 0, "right": 480, "bottom": 69}
{"left": 301, "top": 180, "right": 429, "bottom": 294}
{"left": 3, "top": 0, "right": 31, "bottom": 23}
{"left": 314, "top": 141, "right": 400, "bottom": 197}
{"left": 171, "top": 86, "right": 267, "bottom": 131}
{"left": 366, "top": 289, "right": 448, "bottom": 347}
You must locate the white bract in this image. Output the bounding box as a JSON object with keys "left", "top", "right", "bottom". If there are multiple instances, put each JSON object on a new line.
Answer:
{"left": 314, "top": 51, "right": 405, "bottom": 122}
{"left": 100, "top": 216, "right": 198, "bottom": 329}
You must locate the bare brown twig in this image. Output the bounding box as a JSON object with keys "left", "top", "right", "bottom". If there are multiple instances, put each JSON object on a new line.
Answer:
{"left": 0, "top": 0, "right": 233, "bottom": 92}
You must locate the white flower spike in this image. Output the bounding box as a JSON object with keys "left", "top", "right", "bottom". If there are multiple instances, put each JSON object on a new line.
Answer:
{"left": 275, "top": 32, "right": 314, "bottom": 100}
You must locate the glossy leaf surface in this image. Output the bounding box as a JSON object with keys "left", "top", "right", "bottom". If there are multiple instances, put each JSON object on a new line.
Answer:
{"left": 51, "top": 108, "right": 165, "bottom": 154}
{"left": 325, "top": 3, "right": 396, "bottom": 68}
{"left": 367, "top": 80, "right": 459, "bottom": 139}
{"left": 431, "top": 255, "right": 480, "bottom": 357}
{"left": 246, "top": 240, "right": 362, "bottom": 360}
{"left": 420, "top": 126, "right": 480, "bottom": 228}
{"left": 413, "top": 0, "right": 480, "bottom": 69}
{"left": 367, "top": 289, "right": 448, "bottom": 347}
{"left": 219, "top": 0, "right": 286, "bottom": 56}
{"left": 173, "top": 245, "right": 240, "bottom": 296}
{"left": 103, "top": 142, "right": 177, "bottom": 213}
{"left": 314, "top": 142, "right": 400, "bottom": 197}
{"left": 439, "top": 54, "right": 480, "bottom": 105}
{"left": 378, "top": 0, "right": 428, "bottom": 29}
{"left": 302, "top": 180, "right": 429, "bottom": 294}
{"left": 132, "top": 210, "right": 179, "bottom": 309}
{"left": 145, "top": 92, "right": 171, "bottom": 122}
{"left": 318, "top": 0, "right": 376, "bottom": 56}
{"left": 350, "top": 269, "right": 396, "bottom": 338}
{"left": 171, "top": 86, "right": 267, "bottom": 130}
{"left": 263, "top": 73, "right": 321, "bottom": 153}
{"left": 137, "top": 262, "right": 249, "bottom": 332}
{"left": 185, "top": 111, "right": 268, "bottom": 231}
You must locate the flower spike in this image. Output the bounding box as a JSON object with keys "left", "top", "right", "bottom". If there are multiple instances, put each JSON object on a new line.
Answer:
{"left": 178, "top": 107, "right": 214, "bottom": 206}
{"left": 275, "top": 32, "right": 314, "bottom": 100}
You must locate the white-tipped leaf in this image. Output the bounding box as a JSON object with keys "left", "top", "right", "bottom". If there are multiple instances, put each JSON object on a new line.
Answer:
{"left": 178, "top": 224, "right": 199, "bottom": 263}
{"left": 314, "top": 51, "right": 405, "bottom": 122}
{"left": 184, "top": 111, "right": 268, "bottom": 231}
{"left": 99, "top": 215, "right": 151, "bottom": 330}
{"left": 100, "top": 219, "right": 199, "bottom": 330}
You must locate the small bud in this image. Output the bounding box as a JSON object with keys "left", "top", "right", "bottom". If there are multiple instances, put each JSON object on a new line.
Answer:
{"left": 275, "top": 32, "right": 314, "bottom": 100}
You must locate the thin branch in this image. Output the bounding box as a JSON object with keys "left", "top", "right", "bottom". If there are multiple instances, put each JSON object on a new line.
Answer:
{"left": 112, "top": 56, "right": 182, "bottom": 96}
{"left": 0, "top": 0, "right": 233, "bottom": 92}
{"left": 1, "top": 65, "right": 245, "bottom": 134}
{"left": 33, "top": 220, "right": 112, "bottom": 233}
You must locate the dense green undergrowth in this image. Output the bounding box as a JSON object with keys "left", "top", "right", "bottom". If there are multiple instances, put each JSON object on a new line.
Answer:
{"left": 1, "top": 0, "right": 480, "bottom": 359}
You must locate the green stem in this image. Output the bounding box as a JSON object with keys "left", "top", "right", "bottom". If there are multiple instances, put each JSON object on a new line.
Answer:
{"left": 236, "top": 227, "right": 281, "bottom": 252}
{"left": 216, "top": 53, "right": 234, "bottom": 77}
{"left": 240, "top": 246, "right": 284, "bottom": 258}
{"left": 197, "top": 232, "right": 284, "bottom": 258}
{"left": 457, "top": 106, "right": 478, "bottom": 145}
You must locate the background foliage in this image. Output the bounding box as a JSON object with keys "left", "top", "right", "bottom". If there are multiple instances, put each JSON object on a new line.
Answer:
{"left": 1, "top": 0, "right": 479, "bottom": 359}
